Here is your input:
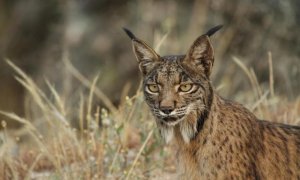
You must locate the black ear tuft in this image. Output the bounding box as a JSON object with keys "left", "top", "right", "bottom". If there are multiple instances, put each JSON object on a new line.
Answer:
{"left": 123, "top": 27, "right": 137, "bottom": 40}
{"left": 205, "top": 25, "right": 223, "bottom": 37}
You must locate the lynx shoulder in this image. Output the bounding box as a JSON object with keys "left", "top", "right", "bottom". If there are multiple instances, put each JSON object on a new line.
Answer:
{"left": 124, "top": 26, "right": 300, "bottom": 179}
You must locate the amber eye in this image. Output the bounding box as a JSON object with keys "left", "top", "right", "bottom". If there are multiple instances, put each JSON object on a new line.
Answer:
{"left": 147, "top": 84, "right": 159, "bottom": 93}
{"left": 179, "top": 84, "right": 193, "bottom": 92}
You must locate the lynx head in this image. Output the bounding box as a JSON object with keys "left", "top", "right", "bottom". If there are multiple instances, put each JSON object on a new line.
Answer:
{"left": 124, "top": 26, "right": 222, "bottom": 143}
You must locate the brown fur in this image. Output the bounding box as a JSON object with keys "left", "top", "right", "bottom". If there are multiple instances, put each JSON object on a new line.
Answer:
{"left": 124, "top": 26, "right": 300, "bottom": 179}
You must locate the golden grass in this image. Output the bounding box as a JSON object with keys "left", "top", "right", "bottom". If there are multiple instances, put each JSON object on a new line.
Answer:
{"left": 0, "top": 57, "right": 299, "bottom": 179}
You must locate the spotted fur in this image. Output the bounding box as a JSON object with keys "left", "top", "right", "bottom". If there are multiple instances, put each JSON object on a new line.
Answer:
{"left": 124, "top": 26, "right": 300, "bottom": 179}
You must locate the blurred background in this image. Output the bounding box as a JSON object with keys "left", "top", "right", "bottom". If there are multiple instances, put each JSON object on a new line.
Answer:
{"left": 0, "top": 0, "right": 299, "bottom": 131}
{"left": 0, "top": 0, "right": 299, "bottom": 179}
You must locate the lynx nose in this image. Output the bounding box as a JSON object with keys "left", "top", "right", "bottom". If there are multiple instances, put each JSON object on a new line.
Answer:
{"left": 161, "top": 107, "right": 174, "bottom": 115}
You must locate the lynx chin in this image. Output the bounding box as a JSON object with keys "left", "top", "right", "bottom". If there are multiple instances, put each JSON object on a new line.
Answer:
{"left": 123, "top": 25, "right": 300, "bottom": 179}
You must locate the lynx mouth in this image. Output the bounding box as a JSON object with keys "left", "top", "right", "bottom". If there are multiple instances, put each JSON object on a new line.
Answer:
{"left": 163, "top": 117, "right": 178, "bottom": 122}
{"left": 161, "top": 115, "right": 185, "bottom": 125}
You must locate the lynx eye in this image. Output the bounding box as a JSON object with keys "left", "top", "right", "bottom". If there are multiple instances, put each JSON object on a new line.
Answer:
{"left": 147, "top": 84, "right": 159, "bottom": 93}
{"left": 179, "top": 84, "right": 193, "bottom": 92}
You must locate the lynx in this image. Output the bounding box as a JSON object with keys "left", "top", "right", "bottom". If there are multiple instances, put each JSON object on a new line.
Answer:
{"left": 123, "top": 26, "right": 300, "bottom": 179}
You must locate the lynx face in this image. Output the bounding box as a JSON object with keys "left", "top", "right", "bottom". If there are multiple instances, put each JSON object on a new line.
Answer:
{"left": 143, "top": 56, "right": 210, "bottom": 126}
{"left": 124, "top": 27, "right": 219, "bottom": 142}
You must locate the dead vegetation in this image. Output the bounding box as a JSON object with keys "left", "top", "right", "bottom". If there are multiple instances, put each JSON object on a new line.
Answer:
{"left": 0, "top": 50, "right": 299, "bottom": 179}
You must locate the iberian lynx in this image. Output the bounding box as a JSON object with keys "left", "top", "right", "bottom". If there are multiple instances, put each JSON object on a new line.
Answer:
{"left": 124, "top": 25, "right": 300, "bottom": 179}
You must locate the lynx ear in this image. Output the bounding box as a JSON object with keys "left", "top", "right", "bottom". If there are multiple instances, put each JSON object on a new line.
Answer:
{"left": 123, "top": 28, "right": 160, "bottom": 75}
{"left": 183, "top": 25, "right": 222, "bottom": 77}
{"left": 184, "top": 35, "right": 214, "bottom": 77}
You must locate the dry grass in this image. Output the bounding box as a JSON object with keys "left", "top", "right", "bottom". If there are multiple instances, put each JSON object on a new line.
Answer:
{"left": 0, "top": 55, "right": 299, "bottom": 180}
{"left": 0, "top": 59, "right": 170, "bottom": 179}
